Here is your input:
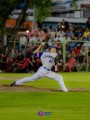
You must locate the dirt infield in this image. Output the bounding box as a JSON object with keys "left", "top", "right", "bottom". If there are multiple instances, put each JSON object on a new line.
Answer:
{"left": 0, "top": 84, "right": 90, "bottom": 92}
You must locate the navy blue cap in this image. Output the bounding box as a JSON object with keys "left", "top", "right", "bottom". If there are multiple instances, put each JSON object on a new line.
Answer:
{"left": 49, "top": 46, "right": 58, "bottom": 49}
{"left": 49, "top": 46, "right": 58, "bottom": 52}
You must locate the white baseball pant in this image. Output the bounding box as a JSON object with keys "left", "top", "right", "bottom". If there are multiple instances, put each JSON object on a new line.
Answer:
{"left": 16, "top": 66, "right": 68, "bottom": 92}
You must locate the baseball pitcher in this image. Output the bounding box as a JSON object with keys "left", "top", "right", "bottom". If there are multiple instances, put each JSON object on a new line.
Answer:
{"left": 10, "top": 43, "right": 68, "bottom": 92}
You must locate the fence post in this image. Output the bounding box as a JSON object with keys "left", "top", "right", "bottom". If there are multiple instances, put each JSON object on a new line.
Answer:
{"left": 63, "top": 39, "right": 66, "bottom": 63}
{"left": 86, "top": 42, "right": 89, "bottom": 71}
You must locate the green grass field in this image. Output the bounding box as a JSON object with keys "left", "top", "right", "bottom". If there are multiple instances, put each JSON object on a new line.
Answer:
{"left": 0, "top": 72, "right": 90, "bottom": 120}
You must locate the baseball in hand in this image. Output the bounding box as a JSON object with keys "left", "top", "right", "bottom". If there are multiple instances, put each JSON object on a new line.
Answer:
{"left": 41, "top": 42, "right": 45, "bottom": 46}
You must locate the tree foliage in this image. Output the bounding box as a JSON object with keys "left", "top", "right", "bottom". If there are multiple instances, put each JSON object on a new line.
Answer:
{"left": 0, "top": 0, "right": 21, "bottom": 28}
{"left": 30, "top": 0, "right": 52, "bottom": 23}
{"left": 71, "top": 0, "right": 78, "bottom": 9}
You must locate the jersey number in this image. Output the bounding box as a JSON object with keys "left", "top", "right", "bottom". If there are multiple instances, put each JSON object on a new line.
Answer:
{"left": 49, "top": 59, "right": 53, "bottom": 63}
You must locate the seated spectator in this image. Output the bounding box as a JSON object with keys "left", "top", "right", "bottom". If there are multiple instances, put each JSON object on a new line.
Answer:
{"left": 26, "top": 48, "right": 33, "bottom": 58}
{"left": 76, "top": 36, "right": 83, "bottom": 49}
{"left": 74, "top": 27, "right": 83, "bottom": 38}
{"left": 48, "top": 34, "right": 54, "bottom": 46}
{"left": 63, "top": 35, "right": 71, "bottom": 42}
{"left": 20, "top": 35, "right": 27, "bottom": 51}
{"left": 82, "top": 42, "right": 90, "bottom": 49}
{"left": 80, "top": 46, "right": 87, "bottom": 56}
{"left": 38, "top": 29, "right": 46, "bottom": 40}
{"left": 29, "top": 34, "right": 36, "bottom": 43}
{"left": 55, "top": 58, "right": 63, "bottom": 72}
{"left": 15, "top": 34, "right": 20, "bottom": 51}
{"left": 65, "top": 29, "right": 73, "bottom": 37}
{"left": 54, "top": 35, "right": 63, "bottom": 42}
{"left": 16, "top": 57, "right": 29, "bottom": 73}
{"left": 86, "top": 17, "right": 90, "bottom": 28}
{"left": 49, "top": 29, "right": 56, "bottom": 39}
{"left": 28, "top": 34, "right": 37, "bottom": 49}
{"left": 35, "top": 34, "right": 42, "bottom": 43}
{"left": 87, "top": 28, "right": 90, "bottom": 40}
{"left": 67, "top": 41, "right": 77, "bottom": 52}
{"left": 56, "top": 28, "right": 65, "bottom": 37}
{"left": 72, "top": 46, "right": 80, "bottom": 57}
{"left": 64, "top": 53, "right": 77, "bottom": 72}
{"left": 6, "top": 57, "right": 15, "bottom": 72}
{"left": 14, "top": 51, "right": 25, "bottom": 72}
{"left": 36, "top": 57, "right": 42, "bottom": 69}
{"left": 29, "top": 55, "right": 38, "bottom": 72}
{"left": 0, "top": 52, "right": 7, "bottom": 71}
{"left": 83, "top": 28, "right": 90, "bottom": 40}
{"left": 76, "top": 52, "right": 86, "bottom": 71}
{"left": 56, "top": 22, "right": 61, "bottom": 32}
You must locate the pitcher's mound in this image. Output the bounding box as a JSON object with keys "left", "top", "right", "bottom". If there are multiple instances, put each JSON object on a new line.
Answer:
{"left": 0, "top": 84, "right": 90, "bottom": 92}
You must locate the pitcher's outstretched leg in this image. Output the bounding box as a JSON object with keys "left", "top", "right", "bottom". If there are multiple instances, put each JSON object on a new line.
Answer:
{"left": 10, "top": 72, "right": 41, "bottom": 86}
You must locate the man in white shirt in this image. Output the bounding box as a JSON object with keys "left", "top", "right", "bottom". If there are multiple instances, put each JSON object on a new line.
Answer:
{"left": 57, "top": 28, "right": 65, "bottom": 37}
{"left": 20, "top": 35, "right": 27, "bottom": 50}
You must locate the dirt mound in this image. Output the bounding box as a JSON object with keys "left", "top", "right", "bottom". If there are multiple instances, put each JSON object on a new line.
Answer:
{"left": 0, "top": 84, "right": 90, "bottom": 92}
{"left": 0, "top": 84, "right": 51, "bottom": 92}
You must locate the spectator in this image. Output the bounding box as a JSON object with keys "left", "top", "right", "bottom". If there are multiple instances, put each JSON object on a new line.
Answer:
{"left": 86, "top": 17, "right": 90, "bottom": 28}
{"left": 83, "top": 28, "right": 90, "bottom": 41}
{"left": 61, "top": 19, "right": 69, "bottom": 31}
{"left": 56, "top": 22, "right": 61, "bottom": 32}
{"left": 29, "top": 55, "right": 38, "bottom": 72}
{"left": 38, "top": 29, "right": 46, "bottom": 40}
{"left": 76, "top": 52, "right": 86, "bottom": 71}
{"left": 49, "top": 29, "right": 56, "bottom": 39}
{"left": 54, "top": 35, "right": 63, "bottom": 42}
{"left": 67, "top": 41, "right": 77, "bottom": 52}
{"left": 55, "top": 57, "right": 63, "bottom": 72}
{"left": 74, "top": 27, "right": 83, "bottom": 38}
{"left": 20, "top": 35, "right": 27, "bottom": 51}
{"left": 56, "top": 28, "right": 65, "bottom": 37}
{"left": 66, "top": 29, "right": 73, "bottom": 37}
{"left": 6, "top": 57, "right": 15, "bottom": 72}
{"left": 76, "top": 36, "right": 83, "bottom": 49}
{"left": 15, "top": 34, "right": 20, "bottom": 51}
{"left": 0, "top": 52, "right": 7, "bottom": 71}
{"left": 72, "top": 46, "right": 80, "bottom": 57}
{"left": 48, "top": 34, "right": 54, "bottom": 46}
{"left": 14, "top": 51, "right": 25, "bottom": 72}
{"left": 64, "top": 52, "right": 76, "bottom": 72}
{"left": 29, "top": 34, "right": 36, "bottom": 43}
{"left": 82, "top": 42, "right": 90, "bottom": 49}
{"left": 35, "top": 34, "right": 42, "bottom": 43}
{"left": 63, "top": 35, "right": 71, "bottom": 42}
{"left": 80, "top": 46, "right": 87, "bottom": 56}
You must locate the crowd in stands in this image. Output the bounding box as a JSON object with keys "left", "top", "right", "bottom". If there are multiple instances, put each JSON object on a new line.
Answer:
{"left": 1, "top": 18, "right": 90, "bottom": 73}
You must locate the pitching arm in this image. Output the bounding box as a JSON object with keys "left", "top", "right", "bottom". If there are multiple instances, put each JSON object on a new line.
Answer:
{"left": 33, "top": 43, "right": 45, "bottom": 54}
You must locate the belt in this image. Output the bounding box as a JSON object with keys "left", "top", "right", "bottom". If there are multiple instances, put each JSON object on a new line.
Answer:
{"left": 44, "top": 67, "right": 50, "bottom": 71}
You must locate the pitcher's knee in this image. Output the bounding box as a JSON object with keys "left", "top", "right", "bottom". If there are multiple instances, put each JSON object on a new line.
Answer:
{"left": 56, "top": 74, "right": 63, "bottom": 80}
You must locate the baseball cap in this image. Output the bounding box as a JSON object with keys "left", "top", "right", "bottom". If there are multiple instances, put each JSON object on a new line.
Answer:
{"left": 49, "top": 46, "right": 58, "bottom": 51}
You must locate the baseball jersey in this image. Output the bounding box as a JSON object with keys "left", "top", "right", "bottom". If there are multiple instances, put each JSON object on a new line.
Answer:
{"left": 35, "top": 52, "right": 58, "bottom": 69}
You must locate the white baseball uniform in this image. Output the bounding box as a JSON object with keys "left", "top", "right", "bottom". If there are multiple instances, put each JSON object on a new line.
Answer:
{"left": 15, "top": 52, "right": 68, "bottom": 92}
